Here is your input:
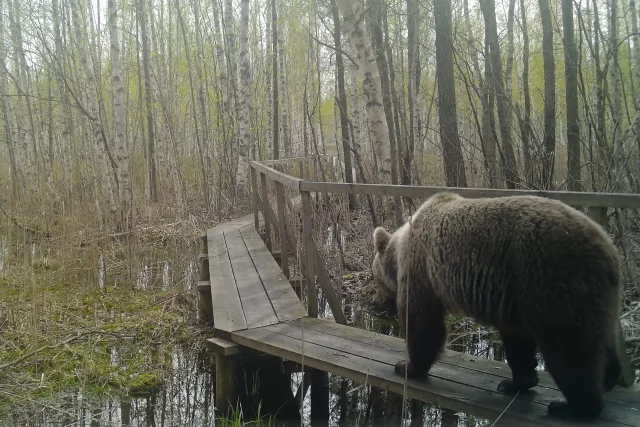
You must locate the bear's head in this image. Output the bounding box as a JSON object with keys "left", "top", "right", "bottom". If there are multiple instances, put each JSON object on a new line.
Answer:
{"left": 371, "top": 226, "right": 401, "bottom": 315}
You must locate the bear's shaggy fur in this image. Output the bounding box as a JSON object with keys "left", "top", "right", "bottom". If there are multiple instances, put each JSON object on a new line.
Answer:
{"left": 371, "top": 191, "right": 623, "bottom": 420}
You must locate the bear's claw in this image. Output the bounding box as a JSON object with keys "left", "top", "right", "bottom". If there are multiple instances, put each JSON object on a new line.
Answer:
{"left": 394, "top": 360, "right": 426, "bottom": 379}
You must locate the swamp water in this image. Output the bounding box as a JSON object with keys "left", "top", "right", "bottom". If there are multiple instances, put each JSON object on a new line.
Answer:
{"left": 0, "top": 227, "right": 527, "bottom": 427}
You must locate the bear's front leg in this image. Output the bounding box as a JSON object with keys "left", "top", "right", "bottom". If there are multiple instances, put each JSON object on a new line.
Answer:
{"left": 395, "top": 305, "right": 447, "bottom": 379}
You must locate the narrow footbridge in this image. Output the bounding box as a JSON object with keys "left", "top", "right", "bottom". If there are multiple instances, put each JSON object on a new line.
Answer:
{"left": 197, "top": 156, "right": 640, "bottom": 427}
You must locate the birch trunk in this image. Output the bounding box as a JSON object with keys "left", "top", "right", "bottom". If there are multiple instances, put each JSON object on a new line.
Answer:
{"left": 137, "top": 0, "right": 158, "bottom": 201}
{"left": 629, "top": 0, "right": 640, "bottom": 174}
{"left": 224, "top": 0, "right": 239, "bottom": 166}
{"left": 336, "top": 0, "right": 391, "bottom": 183}
{"left": 519, "top": 0, "right": 533, "bottom": 185}
{"left": 70, "top": 0, "right": 117, "bottom": 213}
{"left": 236, "top": 0, "right": 253, "bottom": 206}
{"left": 278, "top": 31, "right": 291, "bottom": 157}
{"left": 407, "top": 0, "right": 421, "bottom": 183}
{"left": 108, "top": 0, "right": 130, "bottom": 216}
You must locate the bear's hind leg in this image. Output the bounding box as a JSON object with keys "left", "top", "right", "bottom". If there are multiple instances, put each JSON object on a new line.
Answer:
{"left": 538, "top": 339, "right": 605, "bottom": 420}
{"left": 395, "top": 308, "right": 447, "bottom": 379}
{"left": 603, "top": 344, "right": 622, "bottom": 392}
{"left": 497, "top": 332, "right": 539, "bottom": 394}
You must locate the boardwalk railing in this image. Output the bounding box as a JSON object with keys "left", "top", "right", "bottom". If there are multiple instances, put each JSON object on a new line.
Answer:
{"left": 249, "top": 155, "right": 640, "bottom": 389}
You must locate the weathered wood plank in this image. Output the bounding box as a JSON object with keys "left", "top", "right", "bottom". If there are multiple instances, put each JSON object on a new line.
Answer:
{"left": 297, "top": 181, "right": 640, "bottom": 209}
{"left": 224, "top": 229, "right": 279, "bottom": 329}
{"left": 267, "top": 319, "right": 638, "bottom": 425}
{"left": 251, "top": 160, "right": 302, "bottom": 189}
{"left": 232, "top": 324, "right": 628, "bottom": 427}
{"left": 307, "top": 318, "right": 640, "bottom": 407}
{"left": 240, "top": 227, "right": 306, "bottom": 322}
{"left": 207, "top": 230, "right": 247, "bottom": 333}
{"left": 205, "top": 337, "right": 240, "bottom": 356}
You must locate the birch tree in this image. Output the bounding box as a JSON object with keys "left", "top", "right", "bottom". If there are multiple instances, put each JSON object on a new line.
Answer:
{"left": 336, "top": 0, "right": 391, "bottom": 183}
{"left": 108, "top": 0, "right": 130, "bottom": 215}
{"left": 236, "top": 0, "right": 253, "bottom": 205}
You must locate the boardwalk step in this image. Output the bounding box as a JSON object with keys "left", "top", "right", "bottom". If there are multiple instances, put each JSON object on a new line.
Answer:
{"left": 205, "top": 337, "right": 240, "bottom": 357}
{"left": 289, "top": 276, "right": 305, "bottom": 289}
{"left": 197, "top": 280, "right": 210, "bottom": 292}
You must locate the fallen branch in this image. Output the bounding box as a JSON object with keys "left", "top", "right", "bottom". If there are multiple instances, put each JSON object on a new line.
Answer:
{"left": 0, "top": 330, "right": 122, "bottom": 370}
{"left": 626, "top": 336, "right": 640, "bottom": 345}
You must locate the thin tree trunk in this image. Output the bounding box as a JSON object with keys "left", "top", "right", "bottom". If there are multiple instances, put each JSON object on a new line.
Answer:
{"left": 407, "top": 0, "right": 420, "bottom": 183}
{"left": 563, "top": 0, "right": 581, "bottom": 191}
{"left": 519, "top": 0, "right": 533, "bottom": 185}
{"left": 331, "top": 0, "right": 356, "bottom": 209}
{"left": 272, "top": 0, "right": 280, "bottom": 159}
{"left": 434, "top": 0, "right": 467, "bottom": 187}
{"left": 0, "top": 0, "right": 19, "bottom": 198}
{"left": 137, "top": 0, "right": 158, "bottom": 201}
{"left": 177, "top": 2, "right": 209, "bottom": 207}
{"left": 538, "top": 0, "right": 556, "bottom": 189}
{"left": 610, "top": 0, "right": 624, "bottom": 189}
{"left": 480, "top": 0, "right": 518, "bottom": 188}
{"left": 629, "top": 0, "right": 640, "bottom": 175}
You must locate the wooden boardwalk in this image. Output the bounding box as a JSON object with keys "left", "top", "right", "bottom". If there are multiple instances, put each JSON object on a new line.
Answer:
{"left": 199, "top": 214, "right": 640, "bottom": 427}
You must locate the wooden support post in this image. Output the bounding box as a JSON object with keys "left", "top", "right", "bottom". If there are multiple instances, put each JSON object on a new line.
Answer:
{"left": 197, "top": 235, "right": 213, "bottom": 324}
{"left": 251, "top": 168, "right": 259, "bottom": 230}
{"left": 310, "top": 369, "right": 329, "bottom": 427}
{"left": 441, "top": 407, "right": 459, "bottom": 427}
{"left": 276, "top": 181, "right": 290, "bottom": 279}
{"left": 260, "top": 172, "right": 272, "bottom": 251}
{"left": 301, "top": 191, "right": 318, "bottom": 318}
{"left": 215, "top": 353, "right": 238, "bottom": 414}
{"left": 587, "top": 206, "right": 635, "bottom": 387}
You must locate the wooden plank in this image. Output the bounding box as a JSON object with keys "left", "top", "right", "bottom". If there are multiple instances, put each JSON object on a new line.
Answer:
{"left": 240, "top": 227, "right": 307, "bottom": 322}
{"left": 267, "top": 319, "right": 638, "bottom": 425}
{"left": 298, "top": 181, "right": 640, "bottom": 209}
{"left": 207, "top": 229, "right": 247, "bottom": 333}
{"left": 232, "top": 325, "right": 628, "bottom": 427}
{"left": 206, "top": 337, "right": 241, "bottom": 356}
{"left": 311, "top": 239, "right": 348, "bottom": 325}
{"left": 224, "top": 229, "right": 279, "bottom": 329}
{"left": 304, "top": 318, "right": 640, "bottom": 409}
{"left": 258, "top": 155, "right": 333, "bottom": 166}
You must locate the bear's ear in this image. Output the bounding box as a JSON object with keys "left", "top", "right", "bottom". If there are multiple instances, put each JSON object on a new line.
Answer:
{"left": 373, "top": 227, "right": 391, "bottom": 253}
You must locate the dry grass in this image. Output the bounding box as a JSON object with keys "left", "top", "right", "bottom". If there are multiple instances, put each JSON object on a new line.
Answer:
{"left": 0, "top": 192, "right": 239, "bottom": 421}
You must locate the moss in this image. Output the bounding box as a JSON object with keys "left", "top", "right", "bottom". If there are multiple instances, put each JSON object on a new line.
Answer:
{"left": 128, "top": 372, "right": 163, "bottom": 397}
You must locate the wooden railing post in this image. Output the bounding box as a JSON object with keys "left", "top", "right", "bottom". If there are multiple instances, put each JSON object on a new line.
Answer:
{"left": 251, "top": 167, "right": 259, "bottom": 230}
{"left": 587, "top": 206, "right": 635, "bottom": 387}
{"left": 260, "top": 172, "right": 272, "bottom": 251}
{"left": 301, "top": 191, "right": 318, "bottom": 317}
{"left": 276, "top": 181, "right": 290, "bottom": 279}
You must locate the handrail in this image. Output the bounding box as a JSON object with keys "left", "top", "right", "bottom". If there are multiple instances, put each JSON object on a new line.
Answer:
{"left": 251, "top": 157, "right": 640, "bottom": 208}
{"left": 249, "top": 160, "right": 302, "bottom": 190}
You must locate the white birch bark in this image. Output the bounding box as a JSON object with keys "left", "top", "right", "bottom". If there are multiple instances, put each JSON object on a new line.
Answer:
{"left": 336, "top": 0, "right": 391, "bottom": 182}
{"left": 235, "top": 0, "right": 253, "bottom": 205}
{"left": 278, "top": 31, "right": 291, "bottom": 156}
{"left": 108, "top": 0, "right": 130, "bottom": 214}
{"left": 70, "top": 0, "right": 117, "bottom": 213}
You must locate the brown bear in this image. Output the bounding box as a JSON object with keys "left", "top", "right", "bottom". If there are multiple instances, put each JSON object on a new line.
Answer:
{"left": 371, "top": 191, "right": 623, "bottom": 420}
